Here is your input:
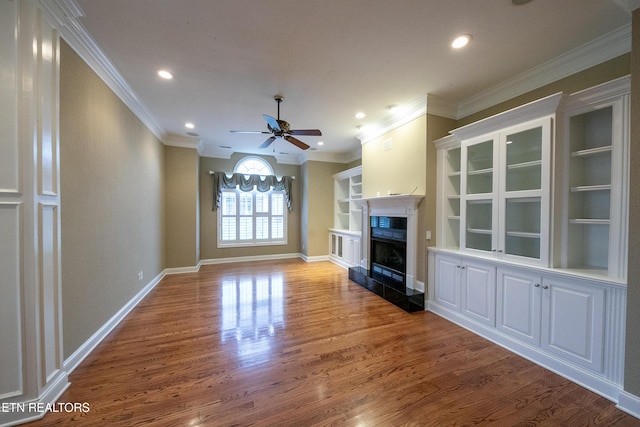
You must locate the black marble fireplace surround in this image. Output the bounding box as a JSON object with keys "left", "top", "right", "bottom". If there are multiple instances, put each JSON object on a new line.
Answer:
{"left": 349, "top": 215, "right": 424, "bottom": 312}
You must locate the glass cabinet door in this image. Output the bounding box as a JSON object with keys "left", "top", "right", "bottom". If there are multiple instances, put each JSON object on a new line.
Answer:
{"left": 466, "top": 139, "right": 494, "bottom": 195}
{"left": 462, "top": 137, "right": 498, "bottom": 254}
{"left": 499, "top": 119, "right": 550, "bottom": 262}
{"left": 504, "top": 126, "right": 542, "bottom": 192}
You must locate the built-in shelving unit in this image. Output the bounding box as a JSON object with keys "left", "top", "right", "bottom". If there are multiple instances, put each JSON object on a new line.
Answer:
{"left": 429, "top": 77, "right": 630, "bottom": 406}
{"left": 330, "top": 165, "right": 363, "bottom": 268}
{"left": 561, "top": 77, "right": 629, "bottom": 278}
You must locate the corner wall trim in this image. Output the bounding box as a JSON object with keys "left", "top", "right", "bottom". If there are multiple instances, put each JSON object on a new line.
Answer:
{"left": 62, "top": 270, "right": 165, "bottom": 374}
{"left": 617, "top": 390, "right": 640, "bottom": 419}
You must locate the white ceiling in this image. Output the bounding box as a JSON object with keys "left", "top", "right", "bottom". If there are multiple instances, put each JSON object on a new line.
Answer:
{"left": 64, "top": 0, "right": 631, "bottom": 163}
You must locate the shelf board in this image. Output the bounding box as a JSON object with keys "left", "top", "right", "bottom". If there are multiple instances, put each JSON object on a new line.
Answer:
{"left": 570, "top": 184, "right": 611, "bottom": 192}
{"left": 507, "top": 159, "right": 541, "bottom": 170}
{"left": 571, "top": 145, "right": 612, "bottom": 158}
{"left": 466, "top": 227, "right": 492, "bottom": 235}
{"left": 447, "top": 216, "right": 460, "bottom": 221}
{"left": 569, "top": 218, "right": 610, "bottom": 225}
{"left": 506, "top": 231, "right": 540, "bottom": 239}
{"left": 467, "top": 167, "right": 493, "bottom": 176}
{"left": 448, "top": 171, "right": 461, "bottom": 177}
{"left": 447, "top": 195, "right": 460, "bottom": 200}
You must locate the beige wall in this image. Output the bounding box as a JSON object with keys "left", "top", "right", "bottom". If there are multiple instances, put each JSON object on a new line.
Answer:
{"left": 165, "top": 146, "right": 199, "bottom": 268}
{"left": 302, "top": 160, "right": 346, "bottom": 257}
{"left": 59, "top": 41, "right": 165, "bottom": 358}
{"left": 362, "top": 116, "right": 427, "bottom": 198}
{"left": 625, "top": 9, "right": 640, "bottom": 397}
{"left": 199, "top": 154, "right": 301, "bottom": 260}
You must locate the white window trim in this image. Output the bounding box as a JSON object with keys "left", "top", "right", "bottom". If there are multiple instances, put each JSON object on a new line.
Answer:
{"left": 217, "top": 157, "right": 287, "bottom": 248}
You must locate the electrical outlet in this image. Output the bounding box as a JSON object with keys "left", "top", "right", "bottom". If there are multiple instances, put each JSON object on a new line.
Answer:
{"left": 426, "top": 230, "right": 432, "bottom": 240}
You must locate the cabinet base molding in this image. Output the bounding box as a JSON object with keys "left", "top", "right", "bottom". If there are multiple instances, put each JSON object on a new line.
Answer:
{"left": 617, "top": 390, "right": 640, "bottom": 419}
{"left": 427, "top": 300, "right": 624, "bottom": 403}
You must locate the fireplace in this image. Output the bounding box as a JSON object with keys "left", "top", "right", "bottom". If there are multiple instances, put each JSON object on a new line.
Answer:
{"left": 348, "top": 195, "right": 424, "bottom": 312}
{"left": 370, "top": 216, "right": 407, "bottom": 286}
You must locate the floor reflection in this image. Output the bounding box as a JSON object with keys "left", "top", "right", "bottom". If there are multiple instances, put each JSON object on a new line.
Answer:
{"left": 220, "top": 273, "right": 284, "bottom": 366}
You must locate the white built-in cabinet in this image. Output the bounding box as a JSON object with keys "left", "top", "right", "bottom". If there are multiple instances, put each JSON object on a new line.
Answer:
{"left": 329, "top": 166, "right": 362, "bottom": 267}
{"left": 434, "top": 254, "right": 496, "bottom": 327}
{"left": 429, "top": 77, "right": 629, "bottom": 403}
{"left": 496, "top": 268, "right": 605, "bottom": 373}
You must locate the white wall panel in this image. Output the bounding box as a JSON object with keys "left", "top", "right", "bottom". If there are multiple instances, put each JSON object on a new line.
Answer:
{"left": 0, "top": 203, "right": 24, "bottom": 399}
{"left": 39, "top": 203, "right": 61, "bottom": 384}
{"left": 0, "top": 1, "right": 20, "bottom": 193}
{"left": 38, "top": 17, "right": 58, "bottom": 197}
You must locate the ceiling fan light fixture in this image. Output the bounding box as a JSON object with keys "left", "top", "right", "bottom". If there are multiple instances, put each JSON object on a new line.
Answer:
{"left": 355, "top": 112, "right": 366, "bottom": 119}
{"left": 185, "top": 122, "right": 195, "bottom": 129}
{"left": 451, "top": 34, "right": 472, "bottom": 49}
{"left": 158, "top": 70, "right": 173, "bottom": 79}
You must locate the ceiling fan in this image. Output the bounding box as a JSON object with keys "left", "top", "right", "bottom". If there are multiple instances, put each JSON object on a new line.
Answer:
{"left": 230, "top": 95, "right": 322, "bottom": 150}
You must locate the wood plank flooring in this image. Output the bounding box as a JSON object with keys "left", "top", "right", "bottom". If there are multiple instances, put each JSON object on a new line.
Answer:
{"left": 26, "top": 259, "right": 639, "bottom": 426}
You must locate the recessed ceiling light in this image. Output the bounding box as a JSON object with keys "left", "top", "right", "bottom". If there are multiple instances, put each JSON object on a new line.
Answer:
{"left": 317, "top": 141, "right": 324, "bottom": 146}
{"left": 158, "top": 70, "right": 173, "bottom": 79}
{"left": 355, "top": 112, "right": 366, "bottom": 119}
{"left": 185, "top": 122, "right": 195, "bottom": 129}
{"left": 451, "top": 35, "right": 472, "bottom": 49}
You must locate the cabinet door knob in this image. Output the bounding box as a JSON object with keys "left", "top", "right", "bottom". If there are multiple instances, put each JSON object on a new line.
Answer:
{"left": 542, "top": 284, "right": 549, "bottom": 290}
{"left": 534, "top": 283, "right": 540, "bottom": 287}
{"left": 460, "top": 266, "right": 465, "bottom": 269}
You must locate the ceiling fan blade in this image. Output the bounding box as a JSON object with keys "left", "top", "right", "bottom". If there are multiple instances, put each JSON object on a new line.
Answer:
{"left": 259, "top": 136, "right": 277, "bottom": 149}
{"left": 285, "top": 135, "right": 310, "bottom": 150}
{"left": 263, "top": 114, "right": 281, "bottom": 131}
{"left": 229, "top": 130, "right": 271, "bottom": 134}
{"left": 288, "top": 129, "right": 322, "bottom": 136}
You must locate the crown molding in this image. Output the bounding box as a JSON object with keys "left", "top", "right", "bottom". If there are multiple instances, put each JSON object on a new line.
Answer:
{"left": 299, "top": 148, "right": 361, "bottom": 164}
{"left": 164, "top": 134, "right": 201, "bottom": 151}
{"left": 426, "top": 94, "right": 458, "bottom": 119}
{"left": 457, "top": 24, "right": 631, "bottom": 119}
{"left": 358, "top": 96, "right": 427, "bottom": 144}
{"left": 39, "top": 0, "right": 166, "bottom": 142}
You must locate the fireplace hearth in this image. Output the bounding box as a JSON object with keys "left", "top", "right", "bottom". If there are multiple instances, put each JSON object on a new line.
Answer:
{"left": 348, "top": 213, "right": 424, "bottom": 312}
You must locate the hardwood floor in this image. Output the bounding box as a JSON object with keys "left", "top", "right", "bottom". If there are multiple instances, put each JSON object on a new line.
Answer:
{"left": 26, "top": 259, "right": 638, "bottom": 426}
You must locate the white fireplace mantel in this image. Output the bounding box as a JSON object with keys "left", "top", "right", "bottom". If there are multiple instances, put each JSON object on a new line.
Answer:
{"left": 355, "top": 195, "right": 424, "bottom": 290}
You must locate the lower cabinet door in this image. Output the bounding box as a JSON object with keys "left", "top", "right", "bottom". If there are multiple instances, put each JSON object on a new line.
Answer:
{"left": 434, "top": 255, "right": 460, "bottom": 311}
{"left": 496, "top": 268, "right": 542, "bottom": 346}
{"left": 460, "top": 260, "right": 496, "bottom": 326}
{"left": 541, "top": 278, "right": 605, "bottom": 373}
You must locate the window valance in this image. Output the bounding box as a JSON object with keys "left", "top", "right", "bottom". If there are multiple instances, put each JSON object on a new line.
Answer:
{"left": 211, "top": 171, "right": 293, "bottom": 210}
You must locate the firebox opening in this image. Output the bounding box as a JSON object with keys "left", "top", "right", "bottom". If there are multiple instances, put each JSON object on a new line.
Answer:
{"left": 370, "top": 216, "right": 407, "bottom": 287}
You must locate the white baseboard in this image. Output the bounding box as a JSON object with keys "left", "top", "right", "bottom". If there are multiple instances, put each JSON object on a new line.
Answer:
{"left": 617, "top": 390, "right": 640, "bottom": 419}
{"left": 301, "top": 254, "right": 330, "bottom": 263}
{"left": 199, "top": 253, "right": 302, "bottom": 265}
{"left": 163, "top": 262, "right": 202, "bottom": 275}
{"left": 62, "top": 271, "right": 165, "bottom": 374}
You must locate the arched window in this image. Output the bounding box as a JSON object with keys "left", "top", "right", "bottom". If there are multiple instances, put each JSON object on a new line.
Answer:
{"left": 218, "top": 157, "right": 287, "bottom": 247}
{"left": 234, "top": 156, "right": 273, "bottom": 176}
